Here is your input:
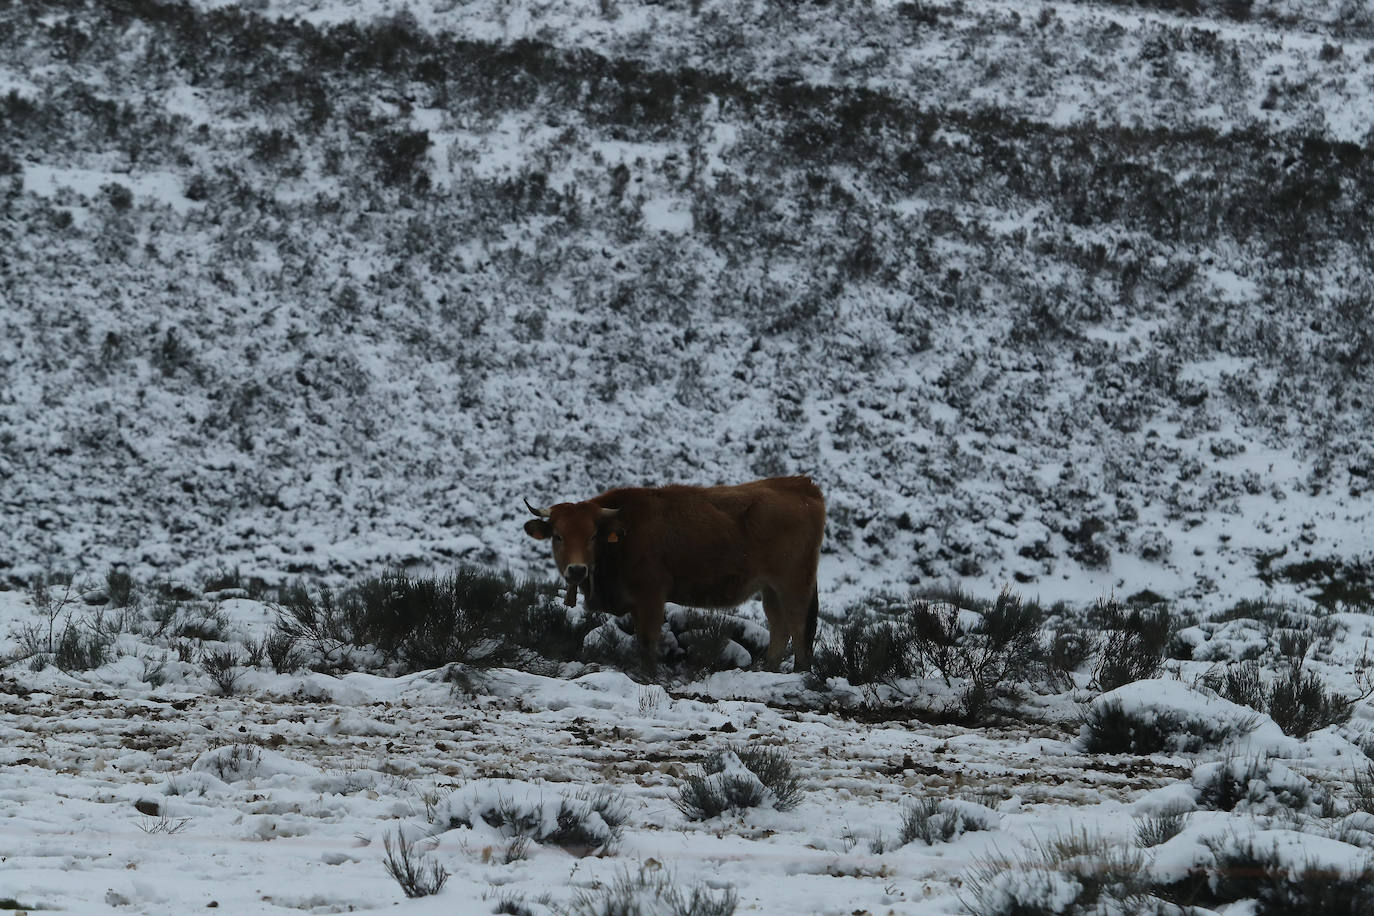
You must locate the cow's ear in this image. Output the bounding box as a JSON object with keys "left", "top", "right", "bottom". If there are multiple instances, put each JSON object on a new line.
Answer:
{"left": 524, "top": 519, "right": 553, "bottom": 540}
{"left": 605, "top": 524, "right": 627, "bottom": 543}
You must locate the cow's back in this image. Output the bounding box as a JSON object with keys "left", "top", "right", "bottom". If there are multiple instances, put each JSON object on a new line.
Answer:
{"left": 595, "top": 476, "right": 823, "bottom": 606}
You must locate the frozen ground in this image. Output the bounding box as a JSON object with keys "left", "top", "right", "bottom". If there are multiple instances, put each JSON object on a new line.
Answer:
{"left": 5, "top": 587, "right": 1374, "bottom": 914}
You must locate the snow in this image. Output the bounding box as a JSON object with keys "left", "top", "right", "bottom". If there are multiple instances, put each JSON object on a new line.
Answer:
{"left": 7, "top": 0, "right": 1374, "bottom": 909}
{"left": 3, "top": 584, "right": 1374, "bottom": 912}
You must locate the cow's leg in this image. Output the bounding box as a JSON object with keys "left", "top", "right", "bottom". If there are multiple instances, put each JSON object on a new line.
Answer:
{"left": 760, "top": 587, "right": 790, "bottom": 671}
{"left": 632, "top": 596, "right": 667, "bottom": 674}
{"left": 791, "top": 585, "right": 819, "bottom": 673}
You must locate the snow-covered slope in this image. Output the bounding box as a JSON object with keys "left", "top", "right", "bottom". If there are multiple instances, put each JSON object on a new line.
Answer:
{"left": 3, "top": 0, "right": 1373, "bottom": 604}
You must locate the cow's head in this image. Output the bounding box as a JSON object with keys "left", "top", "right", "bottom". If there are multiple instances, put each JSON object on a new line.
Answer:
{"left": 523, "top": 498, "right": 623, "bottom": 605}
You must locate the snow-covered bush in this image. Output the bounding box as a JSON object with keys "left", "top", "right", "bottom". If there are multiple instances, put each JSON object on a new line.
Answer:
{"left": 676, "top": 747, "right": 803, "bottom": 820}
{"left": 811, "top": 588, "right": 1043, "bottom": 719}
{"left": 1134, "top": 810, "right": 1189, "bottom": 848}
{"left": 909, "top": 588, "right": 1044, "bottom": 718}
{"left": 898, "top": 796, "right": 997, "bottom": 846}
{"left": 563, "top": 865, "right": 737, "bottom": 916}
{"left": 1193, "top": 757, "right": 1319, "bottom": 816}
{"left": 276, "top": 568, "right": 589, "bottom": 673}
{"left": 809, "top": 614, "right": 915, "bottom": 687}
{"left": 198, "top": 646, "right": 242, "bottom": 696}
{"left": 1080, "top": 679, "right": 1261, "bottom": 754}
{"left": 1161, "top": 832, "right": 1374, "bottom": 914}
{"left": 1212, "top": 658, "right": 1357, "bottom": 737}
{"left": 436, "top": 781, "right": 628, "bottom": 857}
{"left": 963, "top": 828, "right": 1152, "bottom": 915}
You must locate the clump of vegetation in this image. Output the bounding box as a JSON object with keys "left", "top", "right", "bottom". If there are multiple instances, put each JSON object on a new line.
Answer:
{"left": 562, "top": 864, "right": 737, "bottom": 916}
{"left": 382, "top": 830, "right": 449, "bottom": 899}
{"left": 676, "top": 745, "right": 803, "bottom": 820}
{"left": 199, "top": 647, "right": 242, "bottom": 696}
{"left": 898, "top": 796, "right": 995, "bottom": 846}
{"left": 275, "top": 566, "right": 590, "bottom": 674}
{"left": 1194, "top": 757, "right": 1317, "bottom": 815}
{"left": 106, "top": 566, "right": 135, "bottom": 608}
{"left": 449, "top": 788, "right": 628, "bottom": 857}
{"left": 810, "top": 614, "right": 916, "bottom": 687}
{"left": 1155, "top": 836, "right": 1374, "bottom": 913}
{"left": 1088, "top": 598, "right": 1173, "bottom": 691}
{"left": 810, "top": 587, "right": 1043, "bottom": 720}
{"left": 1210, "top": 655, "right": 1361, "bottom": 737}
{"left": 963, "top": 827, "right": 1153, "bottom": 916}
{"left": 1134, "top": 810, "right": 1189, "bottom": 848}
{"left": 1080, "top": 699, "right": 1256, "bottom": 754}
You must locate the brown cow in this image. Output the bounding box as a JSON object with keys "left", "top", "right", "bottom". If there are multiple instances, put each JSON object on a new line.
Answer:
{"left": 523, "top": 476, "right": 825, "bottom": 671}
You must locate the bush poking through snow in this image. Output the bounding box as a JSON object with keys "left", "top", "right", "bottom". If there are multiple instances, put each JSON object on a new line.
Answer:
{"left": 910, "top": 588, "right": 1044, "bottom": 714}
{"left": 810, "top": 615, "right": 915, "bottom": 686}
{"left": 1089, "top": 599, "right": 1171, "bottom": 691}
{"left": 963, "top": 827, "right": 1152, "bottom": 916}
{"left": 1134, "top": 810, "right": 1189, "bottom": 848}
{"left": 1266, "top": 663, "right": 1356, "bottom": 737}
{"left": 199, "top": 647, "right": 242, "bottom": 696}
{"left": 729, "top": 745, "right": 804, "bottom": 812}
{"left": 562, "top": 864, "right": 737, "bottom": 916}
{"left": 53, "top": 621, "right": 109, "bottom": 672}
{"left": 1080, "top": 698, "right": 1252, "bottom": 755}
{"left": 544, "top": 791, "right": 630, "bottom": 856}
{"left": 1194, "top": 757, "right": 1316, "bottom": 815}
{"left": 1212, "top": 657, "right": 1358, "bottom": 737}
{"left": 1157, "top": 835, "right": 1374, "bottom": 914}
{"left": 1046, "top": 625, "right": 1094, "bottom": 688}
{"left": 812, "top": 588, "right": 1043, "bottom": 719}
{"left": 493, "top": 892, "right": 543, "bottom": 915}
{"left": 898, "top": 797, "right": 995, "bottom": 846}
{"left": 276, "top": 567, "right": 590, "bottom": 673}
{"left": 382, "top": 829, "right": 449, "bottom": 899}
{"left": 1350, "top": 765, "right": 1374, "bottom": 816}
{"left": 676, "top": 747, "right": 802, "bottom": 820}
{"left": 105, "top": 566, "right": 135, "bottom": 608}
{"left": 442, "top": 784, "right": 627, "bottom": 857}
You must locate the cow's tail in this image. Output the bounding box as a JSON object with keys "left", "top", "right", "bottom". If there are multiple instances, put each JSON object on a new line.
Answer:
{"left": 804, "top": 584, "right": 819, "bottom": 662}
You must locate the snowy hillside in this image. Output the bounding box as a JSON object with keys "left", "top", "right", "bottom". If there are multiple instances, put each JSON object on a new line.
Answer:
{"left": 3, "top": 0, "right": 1374, "bottom": 603}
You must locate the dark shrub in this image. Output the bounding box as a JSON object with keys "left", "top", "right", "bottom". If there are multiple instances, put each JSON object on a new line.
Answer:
{"left": 382, "top": 830, "right": 448, "bottom": 898}
{"left": 965, "top": 828, "right": 1152, "bottom": 915}
{"left": 54, "top": 623, "right": 108, "bottom": 671}
{"left": 1195, "top": 757, "right": 1313, "bottom": 814}
{"left": 565, "top": 865, "right": 737, "bottom": 916}
{"left": 1080, "top": 699, "right": 1253, "bottom": 754}
{"left": 199, "top": 647, "right": 242, "bottom": 696}
{"left": 1090, "top": 599, "right": 1171, "bottom": 690}
{"left": 809, "top": 615, "right": 914, "bottom": 686}
{"left": 374, "top": 128, "right": 431, "bottom": 188}
{"left": 1267, "top": 663, "right": 1354, "bottom": 737}
{"left": 1162, "top": 836, "right": 1374, "bottom": 914}
{"left": 106, "top": 567, "right": 135, "bottom": 608}
{"left": 730, "top": 744, "right": 803, "bottom": 811}
{"left": 675, "top": 746, "right": 800, "bottom": 819}
{"left": 277, "top": 566, "right": 584, "bottom": 673}
{"left": 1215, "top": 658, "right": 1355, "bottom": 737}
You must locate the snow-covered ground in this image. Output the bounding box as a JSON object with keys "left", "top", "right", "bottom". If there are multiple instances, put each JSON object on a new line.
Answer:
{"left": 7, "top": 0, "right": 1374, "bottom": 908}
{"left": 6, "top": 587, "right": 1374, "bottom": 913}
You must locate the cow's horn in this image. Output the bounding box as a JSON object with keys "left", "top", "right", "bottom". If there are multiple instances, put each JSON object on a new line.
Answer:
{"left": 599, "top": 506, "right": 621, "bottom": 519}
{"left": 524, "top": 498, "right": 551, "bottom": 519}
